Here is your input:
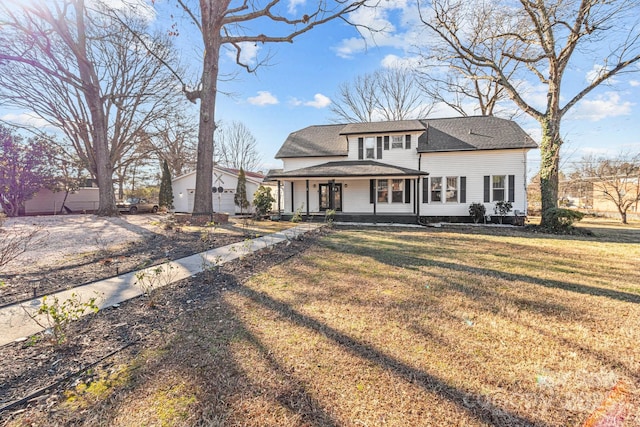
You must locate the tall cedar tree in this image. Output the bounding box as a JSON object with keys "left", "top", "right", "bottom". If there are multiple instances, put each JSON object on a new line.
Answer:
{"left": 234, "top": 168, "right": 250, "bottom": 215}
{"left": 159, "top": 159, "right": 173, "bottom": 210}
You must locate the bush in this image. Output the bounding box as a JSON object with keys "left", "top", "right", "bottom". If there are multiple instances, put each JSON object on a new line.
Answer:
{"left": 494, "top": 201, "right": 513, "bottom": 224}
{"left": 253, "top": 185, "right": 275, "bottom": 218}
{"left": 468, "top": 203, "right": 486, "bottom": 224}
{"left": 543, "top": 208, "right": 584, "bottom": 231}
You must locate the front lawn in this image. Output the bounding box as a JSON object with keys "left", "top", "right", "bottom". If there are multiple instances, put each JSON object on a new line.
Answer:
{"left": 7, "top": 222, "right": 640, "bottom": 426}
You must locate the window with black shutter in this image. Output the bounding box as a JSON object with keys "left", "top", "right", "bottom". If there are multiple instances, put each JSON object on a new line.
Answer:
{"left": 460, "top": 177, "right": 467, "bottom": 203}
{"left": 422, "top": 177, "right": 429, "bottom": 203}
{"left": 508, "top": 175, "right": 515, "bottom": 202}
{"left": 405, "top": 179, "right": 411, "bottom": 203}
{"left": 483, "top": 176, "right": 490, "bottom": 203}
{"left": 405, "top": 134, "right": 411, "bottom": 149}
{"left": 384, "top": 135, "right": 389, "bottom": 150}
{"left": 377, "top": 136, "right": 382, "bottom": 159}
{"left": 358, "top": 137, "right": 364, "bottom": 160}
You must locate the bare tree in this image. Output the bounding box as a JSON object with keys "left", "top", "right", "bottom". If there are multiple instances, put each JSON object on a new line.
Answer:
{"left": 215, "top": 121, "right": 262, "bottom": 173}
{"left": 573, "top": 154, "right": 640, "bottom": 224}
{"left": 0, "top": 1, "right": 182, "bottom": 216}
{"left": 331, "top": 67, "right": 433, "bottom": 122}
{"left": 118, "top": 0, "right": 370, "bottom": 218}
{"left": 147, "top": 110, "right": 198, "bottom": 179}
{"left": 418, "top": 0, "right": 640, "bottom": 228}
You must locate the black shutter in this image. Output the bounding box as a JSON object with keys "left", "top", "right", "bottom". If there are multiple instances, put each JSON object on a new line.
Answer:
{"left": 423, "top": 177, "right": 429, "bottom": 203}
{"left": 358, "top": 137, "right": 364, "bottom": 160}
{"left": 291, "top": 181, "right": 295, "bottom": 212}
{"left": 384, "top": 135, "right": 389, "bottom": 150}
{"left": 460, "top": 176, "right": 467, "bottom": 203}
{"left": 405, "top": 179, "right": 411, "bottom": 203}
{"left": 483, "top": 176, "right": 490, "bottom": 202}
{"left": 370, "top": 179, "right": 375, "bottom": 204}
{"left": 405, "top": 134, "right": 411, "bottom": 149}
{"left": 508, "top": 175, "right": 515, "bottom": 202}
{"left": 376, "top": 136, "right": 382, "bottom": 159}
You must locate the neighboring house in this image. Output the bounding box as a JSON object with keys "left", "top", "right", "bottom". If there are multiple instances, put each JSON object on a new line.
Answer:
{"left": 172, "top": 166, "right": 271, "bottom": 214}
{"left": 25, "top": 187, "right": 100, "bottom": 215}
{"left": 267, "top": 116, "right": 538, "bottom": 224}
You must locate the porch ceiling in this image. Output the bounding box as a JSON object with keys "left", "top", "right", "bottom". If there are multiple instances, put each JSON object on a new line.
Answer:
{"left": 267, "top": 160, "right": 428, "bottom": 179}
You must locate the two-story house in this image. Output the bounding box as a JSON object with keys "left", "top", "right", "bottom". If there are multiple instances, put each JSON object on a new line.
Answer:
{"left": 267, "top": 116, "right": 538, "bottom": 224}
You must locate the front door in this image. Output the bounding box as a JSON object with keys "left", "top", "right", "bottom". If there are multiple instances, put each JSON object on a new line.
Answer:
{"left": 319, "top": 183, "right": 342, "bottom": 211}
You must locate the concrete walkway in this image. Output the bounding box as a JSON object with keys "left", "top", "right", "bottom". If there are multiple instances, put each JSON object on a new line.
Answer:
{"left": 0, "top": 223, "right": 323, "bottom": 346}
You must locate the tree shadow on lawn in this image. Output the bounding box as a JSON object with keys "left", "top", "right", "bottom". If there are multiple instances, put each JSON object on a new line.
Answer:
{"left": 327, "top": 238, "right": 640, "bottom": 305}
{"left": 233, "top": 284, "right": 547, "bottom": 427}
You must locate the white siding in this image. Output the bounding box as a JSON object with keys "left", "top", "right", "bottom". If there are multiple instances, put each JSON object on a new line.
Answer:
{"left": 282, "top": 156, "right": 343, "bottom": 172}
{"left": 346, "top": 133, "right": 421, "bottom": 170}
{"left": 420, "top": 150, "right": 529, "bottom": 216}
{"left": 25, "top": 188, "right": 100, "bottom": 214}
{"left": 172, "top": 168, "right": 265, "bottom": 214}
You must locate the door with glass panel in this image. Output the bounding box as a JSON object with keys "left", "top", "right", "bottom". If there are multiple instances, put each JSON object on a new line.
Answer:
{"left": 319, "top": 183, "right": 342, "bottom": 211}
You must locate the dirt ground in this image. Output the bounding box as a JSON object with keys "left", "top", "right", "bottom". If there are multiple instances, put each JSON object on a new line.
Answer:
{"left": 0, "top": 213, "right": 324, "bottom": 420}
{"left": 0, "top": 214, "right": 247, "bottom": 306}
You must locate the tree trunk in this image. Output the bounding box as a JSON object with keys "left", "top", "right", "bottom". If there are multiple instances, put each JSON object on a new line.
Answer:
{"left": 192, "top": 4, "right": 224, "bottom": 219}
{"left": 73, "top": 0, "right": 118, "bottom": 216}
{"left": 539, "top": 116, "right": 561, "bottom": 228}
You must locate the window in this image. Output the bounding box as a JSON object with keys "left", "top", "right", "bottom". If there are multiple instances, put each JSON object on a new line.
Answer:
{"left": 446, "top": 177, "right": 458, "bottom": 203}
{"left": 377, "top": 179, "right": 388, "bottom": 203}
{"left": 365, "top": 137, "right": 375, "bottom": 159}
{"left": 431, "top": 177, "right": 442, "bottom": 202}
{"left": 391, "top": 179, "right": 404, "bottom": 203}
{"left": 391, "top": 135, "right": 404, "bottom": 149}
{"left": 493, "top": 175, "right": 506, "bottom": 201}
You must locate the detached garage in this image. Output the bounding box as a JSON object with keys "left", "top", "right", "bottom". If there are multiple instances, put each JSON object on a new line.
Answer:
{"left": 172, "top": 166, "right": 269, "bottom": 215}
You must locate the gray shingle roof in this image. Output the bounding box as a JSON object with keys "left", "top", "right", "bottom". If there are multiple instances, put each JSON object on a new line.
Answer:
{"left": 417, "top": 116, "right": 538, "bottom": 152}
{"left": 275, "top": 124, "right": 347, "bottom": 158}
{"left": 267, "top": 161, "right": 427, "bottom": 179}
{"left": 275, "top": 116, "right": 537, "bottom": 158}
{"left": 340, "top": 120, "right": 426, "bottom": 135}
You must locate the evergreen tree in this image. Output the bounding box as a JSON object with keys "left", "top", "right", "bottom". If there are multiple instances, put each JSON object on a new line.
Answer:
{"left": 158, "top": 159, "right": 173, "bottom": 210}
{"left": 234, "top": 168, "right": 250, "bottom": 214}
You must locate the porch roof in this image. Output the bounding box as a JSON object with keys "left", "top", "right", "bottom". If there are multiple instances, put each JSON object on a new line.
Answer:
{"left": 266, "top": 160, "right": 428, "bottom": 179}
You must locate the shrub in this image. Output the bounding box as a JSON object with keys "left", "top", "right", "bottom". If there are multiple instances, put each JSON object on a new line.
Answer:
{"left": 291, "top": 205, "right": 303, "bottom": 223}
{"left": 543, "top": 208, "right": 585, "bottom": 231}
{"left": 325, "top": 209, "right": 336, "bottom": 226}
{"left": 253, "top": 185, "right": 275, "bottom": 218}
{"left": 468, "top": 203, "right": 486, "bottom": 224}
{"left": 28, "top": 292, "right": 101, "bottom": 345}
{"left": 494, "top": 201, "right": 513, "bottom": 224}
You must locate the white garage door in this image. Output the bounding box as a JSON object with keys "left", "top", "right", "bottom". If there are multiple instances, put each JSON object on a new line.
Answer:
{"left": 213, "top": 189, "right": 235, "bottom": 214}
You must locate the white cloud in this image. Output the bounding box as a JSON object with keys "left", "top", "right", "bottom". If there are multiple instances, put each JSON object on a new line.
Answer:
{"left": 289, "top": 94, "right": 332, "bottom": 108}
{"left": 1, "top": 113, "right": 52, "bottom": 129}
{"left": 288, "top": 0, "right": 306, "bottom": 14}
{"left": 94, "top": 0, "right": 155, "bottom": 22}
{"left": 585, "top": 64, "right": 620, "bottom": 85}
{"left": 570, "top": 92, "right": 633, "bottom": 121}
{"left": 247, "top": 91, "right": 279, "bottom": 106}
{"left": 334, "top": 37, "right": 367, "bottom": 59}
{"left": 381, "top": 54, "right": 420, "bottom": 69}
{"left": 630, "top": 80, "right": 640, "bottom": 87}
{"left": 334, "top": 0, "right": 423, "bottom": 59}
{"left": 225, "top": 42, "right": 260, "bottom": 66}
{"left": 304, "top": 93, "right": 331, "bottom": 108}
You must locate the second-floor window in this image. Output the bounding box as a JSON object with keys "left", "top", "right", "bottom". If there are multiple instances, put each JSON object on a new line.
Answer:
{"left": 391, "top": 135, "right": 404, "bottom": 149}
{"left": 365, "top": 137, "right": 375, "bottom": 159}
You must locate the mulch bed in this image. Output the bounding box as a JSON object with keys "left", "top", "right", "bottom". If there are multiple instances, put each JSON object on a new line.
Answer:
{"left": 0, "top": 227, "right": 327, "bottom": 423}
{"left": 0, "top": 228, "right": 245, "bottom": 307}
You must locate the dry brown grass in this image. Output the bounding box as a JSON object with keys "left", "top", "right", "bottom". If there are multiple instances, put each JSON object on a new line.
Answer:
{"left": 7, "top": 221, "right": 640, "bottom": 426}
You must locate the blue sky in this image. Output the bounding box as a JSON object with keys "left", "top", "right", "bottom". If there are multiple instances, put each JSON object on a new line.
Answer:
{"left": 3, "top": 0, "right": 640, "bottom": 177}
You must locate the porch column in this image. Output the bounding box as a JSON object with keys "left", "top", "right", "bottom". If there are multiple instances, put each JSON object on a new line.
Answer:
{"left": 373, "top": 179, "right": 377, "bottom": 224}
{"left": 306, "top": 179, "right": 310, "bottom": 220}
{"left": 329, "top": 179, "right": 335, "bottom": 211}
{"left": 277, "top": 180, "right": 281, "bottom": 215}
{"left": 290, "top": 181, "right": 294, "bottom": 213}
